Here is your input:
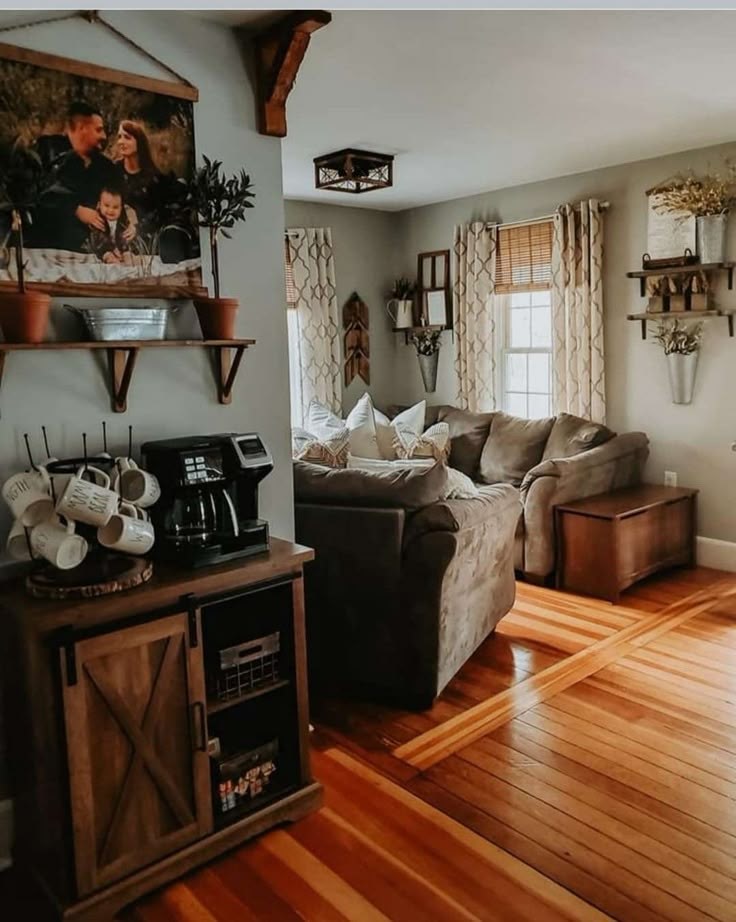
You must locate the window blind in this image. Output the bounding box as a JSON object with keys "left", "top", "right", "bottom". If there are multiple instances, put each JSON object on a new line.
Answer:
{"left": 495, "top": 220, "right": 553, "bottom": 293}
{"left": 285, "top": 236, "right": 298, "bottom": 306}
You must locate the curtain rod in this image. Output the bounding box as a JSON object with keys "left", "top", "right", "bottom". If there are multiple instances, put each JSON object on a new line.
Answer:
{"left": 487, "top": 201, "right": 610, "bottom": 231}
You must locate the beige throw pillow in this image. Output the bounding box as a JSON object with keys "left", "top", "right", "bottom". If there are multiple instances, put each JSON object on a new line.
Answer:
{"left": 293, "top": 427, "right": 350, "bottom": 468}
{"left": 345, "top": 393, "right": 382, "bottom": 459}
{"left": 394, "top": 421, "right": 451, "bottom": 462}
{"left": 374, "top": 400, "right": 427, "bottom": 459}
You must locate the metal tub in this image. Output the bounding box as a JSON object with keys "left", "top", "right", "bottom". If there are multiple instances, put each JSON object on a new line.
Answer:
{"left": 65, "top": 306, "right": 172, "bottom": 342}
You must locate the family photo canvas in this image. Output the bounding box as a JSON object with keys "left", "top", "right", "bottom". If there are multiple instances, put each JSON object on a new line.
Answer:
{"left": 0, "top": 47, "right": 202, "bottom": 295}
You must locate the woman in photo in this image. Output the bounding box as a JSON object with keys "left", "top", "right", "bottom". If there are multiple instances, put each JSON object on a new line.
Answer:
{"left": 114, "top": 120, "right": 192, "bottom": 261}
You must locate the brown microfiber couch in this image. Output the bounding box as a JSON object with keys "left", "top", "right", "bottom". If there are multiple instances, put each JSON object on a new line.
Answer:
{"left": 294, "top": 461, "right": 521, "bottom": 708}
{"left": 412, "top": 406, "right": 649, "bottom": 582}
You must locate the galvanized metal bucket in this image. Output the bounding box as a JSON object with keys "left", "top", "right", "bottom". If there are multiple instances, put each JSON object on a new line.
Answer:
{"left": 696, "top": 214, "right": 728, "bottom": 264}
{"left": 667, "top": 351, "right": 698, "bottom": 405}
{"left": 417, "top": 351, "right": 439, "bottom": 393}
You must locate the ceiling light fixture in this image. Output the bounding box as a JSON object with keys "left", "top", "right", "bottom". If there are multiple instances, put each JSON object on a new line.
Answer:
{"left": 314, "top": 148, "right": 394, "bottom": 194}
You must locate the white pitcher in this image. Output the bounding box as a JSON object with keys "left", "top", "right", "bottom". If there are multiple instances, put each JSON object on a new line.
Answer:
{"left": 387, "top": 299, "right": 414, "bottom": 329}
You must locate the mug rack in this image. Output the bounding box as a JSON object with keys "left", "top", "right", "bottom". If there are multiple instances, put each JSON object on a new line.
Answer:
{"left": 0, "top": 338, "right": 255, "bottom": 413}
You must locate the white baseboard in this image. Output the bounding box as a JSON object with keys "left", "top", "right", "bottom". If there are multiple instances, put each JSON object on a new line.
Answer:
{"left": 0, "top": 798, "right": 12, "bottom": 870}
{"left": 696, "top": 536, "right": 736, "bottom": 572}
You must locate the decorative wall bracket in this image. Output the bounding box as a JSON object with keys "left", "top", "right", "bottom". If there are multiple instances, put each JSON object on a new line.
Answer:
{"left": 0, "top": 339, "right": 255, "bottom": 415}
{"left": 249, "top": 11, "right": 331, "bottom": 137}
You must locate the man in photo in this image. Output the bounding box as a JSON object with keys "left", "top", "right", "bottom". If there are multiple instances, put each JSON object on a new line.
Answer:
{"left": 34, "top": 101, "right": 135, "bottom": 253}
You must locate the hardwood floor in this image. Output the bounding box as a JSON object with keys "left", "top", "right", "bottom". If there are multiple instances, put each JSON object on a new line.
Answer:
{"left": 4, "top": 565, "right": 734, "bottom": 920}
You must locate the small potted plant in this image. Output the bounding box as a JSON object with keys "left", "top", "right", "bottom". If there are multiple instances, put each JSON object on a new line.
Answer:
{"left": 386, "top": 276, "right": 415, "bottom": 329}
{"left": 655, "top": 168, "right": 736, "bottom": 263}
{"left": 0, "top": 141, "right": 54, "bottom": 343}
{"left": 410, "top": 329, "right": 442, "bottom": 393}
{"left": 187, "top": 156, "right": 255, "bottom": 339}
{"left": 653, "top": 318, "right": 703, "bottom": 405}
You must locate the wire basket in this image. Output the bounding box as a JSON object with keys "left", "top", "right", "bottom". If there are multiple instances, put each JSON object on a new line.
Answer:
{"left": 211, "top": 631, "right": 280, "bottom": 702}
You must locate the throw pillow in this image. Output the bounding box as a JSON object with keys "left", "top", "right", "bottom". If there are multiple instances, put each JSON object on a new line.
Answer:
{"left": 345, "top": 393, "right": 382, "bottom": 459}
{"left": 394, "top": 421, "right": 451, "bottom": 462}
{"left": 347, "top": 455, "right": 434, "bottom": 472}
{"left": 479, "top": 412, "right": 555, "bottom": 486}
{"left": 542, "top": 413, "right": 615, "bottom": 461}
{"left": 444, "top": 467, "right": 479, "bottom": 499}
{"left": 293, "top": 427, "right": 350, "bottom": 468}
{"left": 306, "top": 399, "right": 344, "bottom": 434}
{"left": 437, "top": 406, "right": 496, "bottom": 478}
{"left": 374, "top": 400, "right": 426, "bottom": 459}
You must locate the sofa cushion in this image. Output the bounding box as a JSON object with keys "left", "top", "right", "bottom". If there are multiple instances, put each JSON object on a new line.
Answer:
{"left": 293, "top": 459, "right": 449, "bottom": 510}
{"left": 436, "top": 407, "right": 496, "bottom": 478}
{"left": 542, "top": 412, "right": 615, "bottom": 461}
{"left": 479, "top": 412, "right": 555, "bottom": 486}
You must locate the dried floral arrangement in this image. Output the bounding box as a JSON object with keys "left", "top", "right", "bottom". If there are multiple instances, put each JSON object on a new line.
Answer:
{"left": 389, "top": 277, "right": 415, "bottom": 299}
{"left": 410, "top": 329, "right": 442, "bottom": 355}
{"left": 653, "top": 318, "right": 703, "bottom": 355}
{"left": 654, "top": 168, "right": 736, "bottom": 217}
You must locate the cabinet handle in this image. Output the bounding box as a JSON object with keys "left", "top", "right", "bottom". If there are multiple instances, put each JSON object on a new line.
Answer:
{"left": 191, "top": 702, "right": 207, "bottom": 752}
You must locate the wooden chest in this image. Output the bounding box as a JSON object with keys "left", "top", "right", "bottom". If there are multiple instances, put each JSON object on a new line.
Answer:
{"left": 555, "top": 485, "right": 697, "bottom": 602}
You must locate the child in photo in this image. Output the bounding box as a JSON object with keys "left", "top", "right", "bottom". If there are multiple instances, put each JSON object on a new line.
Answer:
{"left": 88, "top": 186, "right": 136, "bottom": 264}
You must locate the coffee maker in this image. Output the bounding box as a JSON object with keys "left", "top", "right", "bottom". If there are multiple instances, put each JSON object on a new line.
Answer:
{"left": 141, "top": 433, "right": 272, "bottom": 568}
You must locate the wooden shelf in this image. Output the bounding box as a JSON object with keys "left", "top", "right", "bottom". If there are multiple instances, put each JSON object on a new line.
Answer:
{"left": 627, "top": 262, "right": 734, "bottom": 296}
{"left": 207, "top": 678, "right": 291, "bottom": 716}
{"left": 0, "top": 338, "right": 255, "bottom": 412}
{"left": 626, "top": 310, "right": 735, "bottom": 340}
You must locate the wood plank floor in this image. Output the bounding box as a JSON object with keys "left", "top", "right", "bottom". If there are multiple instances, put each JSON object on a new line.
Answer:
{"left": 4, "top": 566, "right": 734, "bottom": 920}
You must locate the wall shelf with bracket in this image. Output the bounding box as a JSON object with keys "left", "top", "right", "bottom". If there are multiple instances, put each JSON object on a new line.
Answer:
{"left": 626, "top": 262, "right": 734, "bottom": 297}
{"left": 626, "top": 310, "right": 734, "bottom": 340}
{"left": 0, "top": 339, "right": 255, "bottom": 413}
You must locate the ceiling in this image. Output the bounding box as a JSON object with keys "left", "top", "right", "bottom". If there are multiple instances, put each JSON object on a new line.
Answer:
{"left": 213, "top": 10, "right": 736, "bottom": 211}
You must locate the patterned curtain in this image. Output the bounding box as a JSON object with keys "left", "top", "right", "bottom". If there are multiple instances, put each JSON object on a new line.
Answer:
{"left": 287, "top": 227, "right": 341, "bottom": 424}
{"left": 453, "top": 222, "right": 498, "bottom": 412}
{"left": 550, "top": 200, "right": 606, "bottom": 423}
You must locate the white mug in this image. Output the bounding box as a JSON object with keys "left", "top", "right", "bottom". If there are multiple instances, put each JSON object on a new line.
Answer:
{"left": 6, "top": 518, "right": 32, "bottom": 561}
{"left": 2, "top": 468, "right": 54, "bottom": 527}
{"left": 31, "top": 516, "right": 88, "bottom": 570}
{"left": 387, "top": 299, "right": 414, "bottom": 329}
{"left": 98, "top": 501, "right": 155, "bottom": 555}
{"left": 114, "top": 456, "right": 138, "bottom": 475}
{"left": 118, "top": 468, "right": 161, "bottom": 508}
{"left": 56, "top": 472, "right": 118, "bottom": 527}
{"left": 50, "top": 464, "right": 110, "bottom": 501}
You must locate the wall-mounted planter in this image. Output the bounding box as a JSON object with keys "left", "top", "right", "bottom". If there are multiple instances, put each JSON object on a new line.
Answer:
{"left": 417, "top": 351, "right": 439, "bottom": 393}
{"left": 667, "top": 351, "right": 698, "bottom": 405}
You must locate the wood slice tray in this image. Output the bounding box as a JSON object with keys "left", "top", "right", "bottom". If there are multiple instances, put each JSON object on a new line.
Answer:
{"left": 26, "top": 554, "right": 153, "bottom": 600}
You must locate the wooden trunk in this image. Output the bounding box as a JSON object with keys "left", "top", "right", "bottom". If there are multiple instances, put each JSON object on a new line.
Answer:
{"left": 1, "top": 539, "right": 322, "bottom": 921}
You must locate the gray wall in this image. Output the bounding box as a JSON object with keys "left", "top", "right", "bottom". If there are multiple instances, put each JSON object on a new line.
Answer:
{"left": 0, "top": 12, "right": 293, "bottom": 554}
{"left": 0, "top": 12, "right": 291, "bottom": 814}
{"left": 284, "top": 200, "right": 401, "bottom": 413}
{"left": 393, "top": 141, "right": 736, "bottom": 543}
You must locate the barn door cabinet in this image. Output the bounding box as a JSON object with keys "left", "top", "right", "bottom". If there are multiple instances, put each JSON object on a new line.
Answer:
{"left": 0, "top": 539, "right": 322, "bottom": 921}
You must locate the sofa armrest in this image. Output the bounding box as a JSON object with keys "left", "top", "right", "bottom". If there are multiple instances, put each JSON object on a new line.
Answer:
{"left": 520, "top": 432, "right": 649, "bottom": 579}
{"left": 403, "top": 483, "right": 521, "bottom": 548}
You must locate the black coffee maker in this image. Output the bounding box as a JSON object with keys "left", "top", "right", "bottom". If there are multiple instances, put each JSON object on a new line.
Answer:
{"left": 141, "top": 433, "right": 272, "bottom": 568}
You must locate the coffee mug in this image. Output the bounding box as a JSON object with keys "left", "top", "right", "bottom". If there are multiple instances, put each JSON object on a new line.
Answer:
{"left": 98, "top": 501, "right": 155, "bottom": 555}
{"left": 2, "top": 468, "right": 54, "bottom": 527}
{"left": 31, "top": 516, "right": 88, "bottom": 570}
{"left": 56, "top": 471, "right": 118, "bottom": 527}
{"left": 50, "top": 464, "right": 110, "bottom": 501}
{"left": 114, "top": 456, "right": 138, "bottom": 476}
{"left": 118, "top": 469, "right": 161, "bottom": 508}
{"left": 6, "top": 518, "right": 32, "bottom": 561}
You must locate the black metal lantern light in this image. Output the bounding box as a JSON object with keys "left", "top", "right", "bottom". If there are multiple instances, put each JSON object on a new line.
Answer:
{"left": 313, "top": 148, "right": 394, "bottom": 194}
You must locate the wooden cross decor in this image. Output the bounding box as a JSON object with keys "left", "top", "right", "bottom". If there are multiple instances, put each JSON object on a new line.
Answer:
{"left": 343, "top": 292, "right": 370, "bottom": 386}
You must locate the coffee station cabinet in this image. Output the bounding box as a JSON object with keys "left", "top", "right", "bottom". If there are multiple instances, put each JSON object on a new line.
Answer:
{"left": 1, "top": 539, "right": 322, "bottom": 921}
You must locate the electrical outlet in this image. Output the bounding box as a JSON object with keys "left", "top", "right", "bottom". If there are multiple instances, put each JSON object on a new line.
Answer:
{"left": 664, "top": 470, "right": 678, "bottom": 488}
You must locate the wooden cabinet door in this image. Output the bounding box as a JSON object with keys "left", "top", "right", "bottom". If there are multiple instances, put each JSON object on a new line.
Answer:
{"left": 61, "top": 612, "right": 213, "bottom": 896}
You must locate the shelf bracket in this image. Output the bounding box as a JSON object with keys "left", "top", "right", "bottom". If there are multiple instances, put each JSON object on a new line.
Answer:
{"left": 639, "top": 278, "right": 646, "bottom": 297}
{"left": 107, "top": 347, "right": 139, "bottom": 413}
{"left": 640, "top": 319, "right": 647, "bottom": 340}
{"left": 214, "top": 345, "right": 246, "bottom": 405}
{"left": 728, "top": 314, "right": 734, "bottom": 337}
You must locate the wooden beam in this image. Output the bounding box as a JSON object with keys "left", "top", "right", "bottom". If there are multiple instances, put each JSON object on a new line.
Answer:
{"left": 250, "top": 11, "right": 331, "bottom": 137}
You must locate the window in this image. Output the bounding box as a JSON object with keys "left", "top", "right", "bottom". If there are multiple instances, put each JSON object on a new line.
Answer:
{"left": 499, "top": 290, "right": 553, "bottom": 419}
{"left": 494, "top": 219, "right": 553, "bottom": 419}
{"left": 285, "top": 236, "right": 303, "bottom": 427}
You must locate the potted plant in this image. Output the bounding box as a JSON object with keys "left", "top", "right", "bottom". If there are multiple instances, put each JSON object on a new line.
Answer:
{"left": 653, "top": 318, "right": 703, "bottom": 405}
{"left": 0, "top": 141, "right": 54, "bottom": 343}
{"left": 410, "top": 329, "right": 442, "bottom": 393}
{"left": 187, "top": 156, "right": 255, "bottom": 339}
{"left": 655, "top": 168, "right": 736, "bottom": 263}
{"left": 386, "top": 276, "right": 415, "bottom": 329}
